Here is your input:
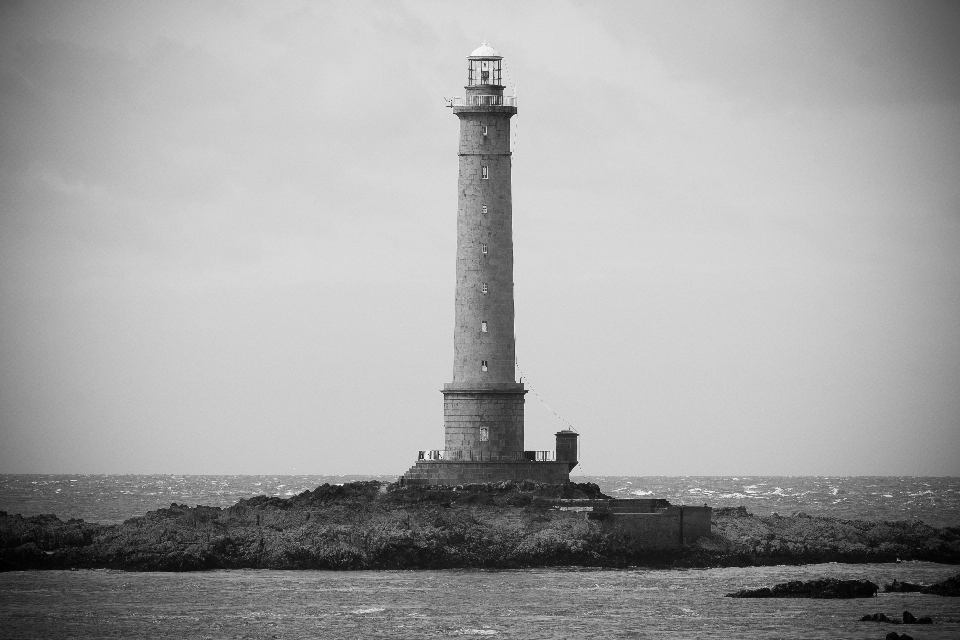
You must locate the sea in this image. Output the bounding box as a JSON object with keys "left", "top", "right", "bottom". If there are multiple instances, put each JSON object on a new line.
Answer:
{"left": 1, "top": 475, "right": 958, "bottom": 639}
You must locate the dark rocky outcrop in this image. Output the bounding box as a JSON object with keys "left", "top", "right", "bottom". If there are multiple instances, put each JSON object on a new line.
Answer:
{"left": 901, "top": 611, "right": 932, "bottom": 624}
{"left": 883, "top": 579, "right": 925, "bottom": 593}
{"left": 882, "top": 574, "right": 960, "bottom": 597}
{"left": 703, "top": 507, "right": 960, "bottom": 567}
{"left": 921, "top": 573, "right": 960, "bottom": 596}
{"left": 860, "top": 611, "right": 933, "bottom": 624}
{"left": 2, "top": 482, "right": 959, "bottom": 572}
{"left": 726, "top": 578, "right": 878, "bottom": 599}
{"left": 885, "top": 633, "right": 914, "bottom": 640}
{"left": 861, "top": 613, "right": 893, "bottom": 622}
{"left": 2, "top": 481, "right": 630, "bottom": 571}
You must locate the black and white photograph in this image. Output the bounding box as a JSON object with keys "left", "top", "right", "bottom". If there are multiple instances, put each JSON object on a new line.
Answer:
{"left": 1, "top": 1, "right": 958, "bottom": 638}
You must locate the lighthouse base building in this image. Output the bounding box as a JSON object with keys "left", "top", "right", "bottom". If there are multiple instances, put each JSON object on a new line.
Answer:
{"left": 401, "top": 426, "right": 580, "bottom": 487}
{"left": 401, "top": 43, "right": 578, "bottom": 487}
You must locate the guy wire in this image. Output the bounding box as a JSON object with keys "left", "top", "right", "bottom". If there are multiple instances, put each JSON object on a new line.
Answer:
{"left": 515, "top": 360, "right": 589, "bottom": 478}
{"left": 515, "top": 360, "right": 578, "bottom": 434}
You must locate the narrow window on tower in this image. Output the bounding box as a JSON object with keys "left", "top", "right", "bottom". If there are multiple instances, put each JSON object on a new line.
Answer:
{"left": 481, "top": 166, "right": 488, "bottom": 179}
{"left": 481, "top": 321, "right": 487, "bottom": 332}
{"left": 482, "top": 283, "right": 488, "bottom": 294}
{"left": 481, "top": 360, "right": 488, "bottom": 372}
{"left": 481, "top": 243, "right": 488, "bottom": 255}
{"left": 481, "top": 204, "right": 488, "bottom": 215}
{"left": 480, "top": 426, "right": 489, "bottom": 441}
{"left": 481, "top": 125, "right": 488, "bottom": 136}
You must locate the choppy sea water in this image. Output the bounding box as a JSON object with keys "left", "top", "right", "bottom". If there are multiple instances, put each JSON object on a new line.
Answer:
{"left": 598, "top": 476, "right": 960, "bottom": 529}
{"left": 1, "top": 475, "right": 958, "bottom": 639}
{"left": 2, "top": 563, "right": 959, "bottom": 639}
{"left": 1, "top": 474, "right": 958, "bottom": 527}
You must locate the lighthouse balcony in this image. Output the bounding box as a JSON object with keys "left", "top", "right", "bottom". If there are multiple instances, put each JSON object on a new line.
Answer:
{"left": 447, "top": 95, "right": 517, "bottom": 108}
{"left": 419, "top": 449, "right": 555, "bottom": 462}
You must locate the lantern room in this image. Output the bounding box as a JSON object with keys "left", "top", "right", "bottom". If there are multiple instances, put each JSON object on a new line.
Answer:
{"left": 467, "top": 41, "right": 503, "bottom": 86}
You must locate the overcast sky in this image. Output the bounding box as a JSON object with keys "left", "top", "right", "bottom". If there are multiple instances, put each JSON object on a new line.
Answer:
{"left": 1, "top": 0, "right": 958, "bottom": 476}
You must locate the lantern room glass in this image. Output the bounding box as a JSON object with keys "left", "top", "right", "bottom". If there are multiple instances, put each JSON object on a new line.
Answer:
{"left": 468, "top": 59, "right": 501, "bottom": 86}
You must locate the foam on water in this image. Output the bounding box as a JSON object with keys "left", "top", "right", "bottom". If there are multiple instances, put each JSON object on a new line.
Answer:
{"left": 592, "top": 475, "right": 960, "bottom": 528}
{"left": 1, "top": 474, "right": 958, "bottom": 528}
{"left": 1, "top": 563, "right": 958, "bottom": 639}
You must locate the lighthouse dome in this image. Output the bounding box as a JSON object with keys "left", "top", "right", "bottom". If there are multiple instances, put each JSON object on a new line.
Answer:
{"left": 468, "top": 41, "right": 502, "bottom": 59}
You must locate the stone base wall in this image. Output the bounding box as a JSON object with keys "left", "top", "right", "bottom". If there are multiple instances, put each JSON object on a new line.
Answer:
{"left": 531, "top": 500, "right": 712, "bottom": 548}
{"left": 442, "top": 387, "right": 526, "bottom": 456}
{"left": 401, "top": 460, "right": 572, "bottom": 486}
{"left": 680, "top": 505, "right": 712, "bottom": 542}
{"left": 605, "top": 506, "right": 713, "bottom": 548}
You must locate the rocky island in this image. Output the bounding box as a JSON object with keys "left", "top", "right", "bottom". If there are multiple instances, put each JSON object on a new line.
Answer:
{"left": 2, "top": 481, "right": 959, "bottom": 572}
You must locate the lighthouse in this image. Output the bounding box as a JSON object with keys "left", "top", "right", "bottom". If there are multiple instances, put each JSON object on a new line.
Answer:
{"left": 447, "top": 42, "right": 524, "bottom": 459}
{"left": 402, "top": 43, "right": 578, "bottom": 486}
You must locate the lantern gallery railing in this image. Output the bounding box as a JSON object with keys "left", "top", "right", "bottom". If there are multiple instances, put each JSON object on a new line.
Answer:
{"left": 447, "top": 95, "right": 517, "bottom": 107}
{"left": 418, "top": 450, "right": 555, "bottom": 462}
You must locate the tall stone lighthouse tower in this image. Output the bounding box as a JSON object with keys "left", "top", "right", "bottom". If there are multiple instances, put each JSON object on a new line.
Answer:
{"left": 402, "top": 43, "right": 578, "bottom": 486}
{"left": 445, "top": 42, "right": 525, "bottom": 458}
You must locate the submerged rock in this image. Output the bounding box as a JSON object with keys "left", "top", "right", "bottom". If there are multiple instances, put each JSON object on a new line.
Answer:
{"left": 726, "top": 578, "right": 878, "bottom": 599}
{"left": 860, "top": 612, "right": 893, "bottom": 622}
{"left": 728, "top": 587, "right": 773, "bottom": 598}
{"left": 859, "top": 610, "right": 934, "bottom": 625}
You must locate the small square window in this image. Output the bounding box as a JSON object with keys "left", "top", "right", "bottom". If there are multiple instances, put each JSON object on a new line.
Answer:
{"left": 481, "top": 360, "right": 488, "bottom": 372}
{"left": 481, "top": 166, "right": 488, "bottom": 179}
{"left": 481, "top": 282, "right": 488, "bottom": 294}
{"left": 481, "top": 243, "right": 487, "bottom": 255}
{"left": 482, "top": 205, "right": 488, "bottom": 214}
{"left": 481, "top": 321, "right": 487, "bottom": 332}
{"left": 480, "top": 426, "right": 489, "bottom": 441}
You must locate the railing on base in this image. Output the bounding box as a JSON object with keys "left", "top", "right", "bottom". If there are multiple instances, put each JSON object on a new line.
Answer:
{"left": 418, "top": 450, "right": 555, "bottom": 462}
{"left": 447, "top": 95, "right": 517, "bottom": 107}
{"left": 524, "top": 450, "right": 556, "bottom": 462}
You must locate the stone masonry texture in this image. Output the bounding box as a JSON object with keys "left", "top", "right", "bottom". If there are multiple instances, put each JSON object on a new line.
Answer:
{"left": 443, "top": 390, "right": 525, "bottom": 453}
{"left": 452, "top": 93, "right": 516, "bottom": 385}
{"left": 443, "top": 78, "right": 527, "bottom": 463}
{"left": 402, "top": 460, "right": 573, "bottom": 486}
